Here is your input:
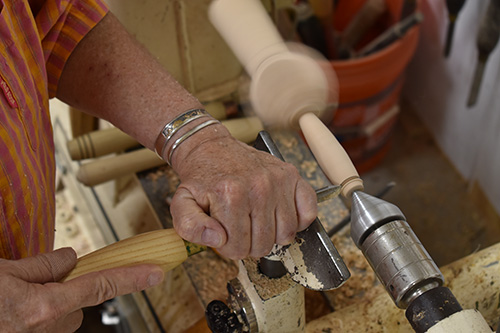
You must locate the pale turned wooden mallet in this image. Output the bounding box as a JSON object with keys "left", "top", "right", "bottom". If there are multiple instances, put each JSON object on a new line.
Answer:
{"left": 209, "top": 0, "right": 364, "bottom": 199}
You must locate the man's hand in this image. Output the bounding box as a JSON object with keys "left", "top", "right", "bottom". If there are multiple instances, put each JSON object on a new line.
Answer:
{"left": 0, "top": 248, "right": 164, "bottom": 332}
{"left": 170, "top": 134, "right": 318, "bottom": 260}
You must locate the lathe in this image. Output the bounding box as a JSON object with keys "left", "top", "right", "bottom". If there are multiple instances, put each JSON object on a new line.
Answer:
{"left": 54, "top": 0, "right": 500, "bottom": 332}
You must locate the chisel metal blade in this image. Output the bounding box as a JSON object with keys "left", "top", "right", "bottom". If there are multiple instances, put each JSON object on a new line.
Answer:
{"left": 254, "top": 131, "right": 350, "bottom": 290}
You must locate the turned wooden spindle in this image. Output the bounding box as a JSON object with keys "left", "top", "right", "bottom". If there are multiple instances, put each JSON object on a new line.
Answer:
{"left": 209, "top": 0, "right": 364, "bottom": 198}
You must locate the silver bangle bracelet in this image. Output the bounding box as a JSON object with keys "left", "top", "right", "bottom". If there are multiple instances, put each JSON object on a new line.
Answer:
{"left": 166, "top": 119, "right": 221, "bottom": 165}
{"left": 154, "top": 108, "right": 209, "bottom": 158}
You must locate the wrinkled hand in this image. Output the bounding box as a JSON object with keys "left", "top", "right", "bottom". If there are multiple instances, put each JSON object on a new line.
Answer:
{"left": 0, "top": 248, "right": 164, "bottom": 332}
{"left": 170, "top": 134, "right": 317, "bottom": 260}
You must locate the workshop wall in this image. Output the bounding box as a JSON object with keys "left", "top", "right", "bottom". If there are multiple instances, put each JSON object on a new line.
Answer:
{"left": 403, "top": 0, "right": 500, "bottom": 214}
{"left": 103, "top": 0, "right": 243, "bottom": 102}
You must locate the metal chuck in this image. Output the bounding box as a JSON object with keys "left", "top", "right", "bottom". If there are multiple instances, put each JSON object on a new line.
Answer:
{"left": 350, "top": 192, "right": 493, "bottom": 332}
{"left": 350, "top": 191, "right": 444, "bottom": 308}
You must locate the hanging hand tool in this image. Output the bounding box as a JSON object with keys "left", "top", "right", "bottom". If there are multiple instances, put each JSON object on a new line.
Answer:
{"left": 294, "top": 1, "right": 329, "bottom": 58}
{"left": 467, "top": 0, "right": 500, "bottom": 107}
{"left": 336, "top": 0, "right": 387, "bottom": 59}
{"left": 444, "top": 0, "right": 467, "bottom": 57}
{"left": 356, "top": 11, "right": 424, "bottom": 57}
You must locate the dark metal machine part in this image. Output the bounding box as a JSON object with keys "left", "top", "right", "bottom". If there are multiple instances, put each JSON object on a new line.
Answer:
{"left": 444, "top": 0, "right": 467, "bottom": 57}
{"left": 405, "top": 286, "right": 463, "bottom": 333}
{"left": 253, "top": 131, "right": 350, "bottom": 289}
{"left": 205, "top": 300, "right": 244, "bottom": 333}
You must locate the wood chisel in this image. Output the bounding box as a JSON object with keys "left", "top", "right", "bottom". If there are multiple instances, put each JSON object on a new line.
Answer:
{"left": 444, "top": 0, "right": 467, "bottom": 57}
{"left": 467, "top": 0, "right": 500, "bottom": 107}
{"left": 61, "top": 168, "right": 343, "bottom": 283}
{"left": 253, "top": 131, "right": 350, "bottom": 291}
{"left": 308, "top": 0, "right": 335, "bottom": 58}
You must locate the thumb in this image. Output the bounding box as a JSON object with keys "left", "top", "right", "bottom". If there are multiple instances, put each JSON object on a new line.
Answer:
{"left": 11, "top": 247, "right": 77, "bottom": 283}
{"left": 170, "top": 187, "right": 227, "bottom": 248}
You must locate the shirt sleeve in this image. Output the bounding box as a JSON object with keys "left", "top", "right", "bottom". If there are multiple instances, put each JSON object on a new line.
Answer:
{"left": 35, "top": 0, "right": 109, "bottom": 98}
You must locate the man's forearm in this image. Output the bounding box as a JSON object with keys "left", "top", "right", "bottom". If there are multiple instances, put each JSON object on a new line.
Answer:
{"left": 57, "top": 12, "right": 225, "bottom": 154}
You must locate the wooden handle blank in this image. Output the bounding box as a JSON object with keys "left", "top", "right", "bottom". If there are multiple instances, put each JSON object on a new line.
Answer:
{"left": 67, "top": 102, "right": 231, "bottom": 161}
{"left": 209, "top": 0, "right": 361, "bottom": 198}
{"left": 61, "top": 229, "right": 187, "bottom": 282}
{"left": 67, "top": 127, "right": 139, "bottom": 161}
{"left": 209, "top": 0, "right": 288, "bottom": 75}
{"left": 76, "top": 117, "right": 264, "bottom": 186}
{"left": 299, "top": 113, "right": 364, "bottom": 198}
{"left": 76, "top": 148, "right": 165, "bottom": 186}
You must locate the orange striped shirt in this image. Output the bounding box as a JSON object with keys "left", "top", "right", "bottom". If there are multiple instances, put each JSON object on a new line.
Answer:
{"left": 0, "top": 0, "right": 108, "bottom": 260}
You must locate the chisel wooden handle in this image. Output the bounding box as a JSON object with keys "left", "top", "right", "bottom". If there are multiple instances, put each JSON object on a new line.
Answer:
{"left": 76, "top": 117, "right": 264, "bottom": 186}
{"left": 61, "top": 229, "right": 188, "bottom": 282}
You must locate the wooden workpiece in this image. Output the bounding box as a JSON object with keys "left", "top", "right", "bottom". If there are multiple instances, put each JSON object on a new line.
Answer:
{"left": 209, "top": 0, "right": 364, "bottom": 199}
{"left": 306, "top": 242, "right": 500, "bottom": 332}
{"left": 74, "top": 116, "right": 264, "bottom": 186}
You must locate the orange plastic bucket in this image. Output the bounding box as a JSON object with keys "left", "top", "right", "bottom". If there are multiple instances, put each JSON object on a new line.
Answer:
{"left": 328, "top": 0, "right": 421, "bottom": 173}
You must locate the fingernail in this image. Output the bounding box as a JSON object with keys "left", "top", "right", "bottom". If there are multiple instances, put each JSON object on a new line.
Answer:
{"left": 201, "top": 228, "right": 222, "bottom": 247}
{"left": 147, "top": 270, "right": 164, "bottom": 287}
